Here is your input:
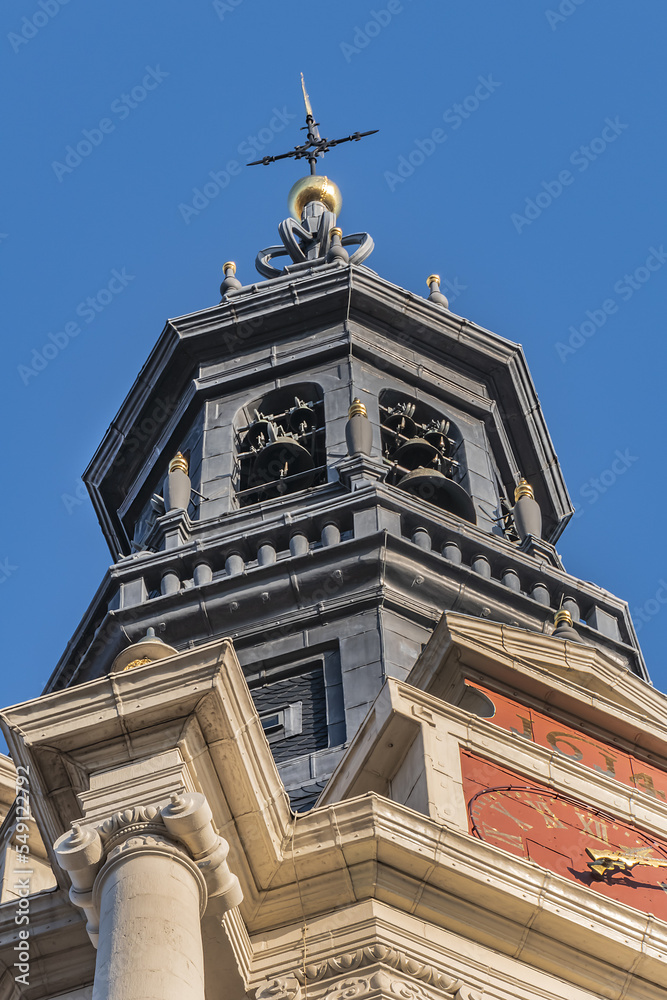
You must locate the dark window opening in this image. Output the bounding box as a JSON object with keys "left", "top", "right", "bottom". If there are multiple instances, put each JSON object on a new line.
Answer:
{"left": 379, "top": 390, "right": 475, "bottom": 523}
{"left": 235, "top": 385, "right": 326, "bottom": 507}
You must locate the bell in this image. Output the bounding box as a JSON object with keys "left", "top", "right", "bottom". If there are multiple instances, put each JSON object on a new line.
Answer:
{"left": 289, "top": 397, "right": 317, "bottom": 434}
{"left": 398, "top": 467, "right": 476, "bottom": 523}
{"left": 424, "top": 419, "right": 451, "bottom": 455}
{"left": 392, "top": 437, "right": 442, "bottom": 470}
{"left": 245, "top": 411, "right": 274, "bottom": 450}
{"left": 250, "top": 435, "right": 315, "bottom": 491}
{"left": 384, "top": 406, "right": 417, "bottom": 437}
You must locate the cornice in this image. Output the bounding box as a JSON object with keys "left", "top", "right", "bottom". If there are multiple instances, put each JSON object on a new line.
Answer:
{"left": 4, "top": 628, "right": 667, "bottom": 998}
{"left": 320, "top": 673, "right": 667, "bottom": 837}
{"left": 408, "top": 613, "right": 660, "bottom": 743}
{"left": 44, "top": 487, "right": 644, "bottom": 693}
{"left": 2, "top": 639, "right": 293, "bottom": 893}
{"left": 240, "top": 793, "right": 667, "bottom": 994}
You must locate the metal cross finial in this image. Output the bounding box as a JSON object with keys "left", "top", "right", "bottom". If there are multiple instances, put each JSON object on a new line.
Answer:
{"left": 247, "top": 74, "right": 378, "bottom": 175}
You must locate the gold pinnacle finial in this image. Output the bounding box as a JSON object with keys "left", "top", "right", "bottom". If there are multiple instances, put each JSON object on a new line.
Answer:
{"left": 554, "top": 608, "right": 573, "bottom": 627}
{"left": 301, "top": 72, "right": 314, "bottom": 120}
{"left": 514, "top": 478, "right": 534, "bottom": 502}
{"left": 348, "top": 398, "right": 367, "bottom": 418}
{"left": 427, "top": 274, "right": 441, "bottom": 288}
{"left": 223, "top": 261, "right": 236, "bottom": 274}
{"left": 169, "top": 451, "right": 189, "bottom": 474}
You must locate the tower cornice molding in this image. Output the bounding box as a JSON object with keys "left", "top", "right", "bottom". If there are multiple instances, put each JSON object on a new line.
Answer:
{"left": 44, "top": 507, "right": 645, "bottom": 693}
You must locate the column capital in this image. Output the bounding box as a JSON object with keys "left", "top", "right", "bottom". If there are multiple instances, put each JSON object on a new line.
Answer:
{"left": 53, "top": 791, "right": 242, "bottom": 948}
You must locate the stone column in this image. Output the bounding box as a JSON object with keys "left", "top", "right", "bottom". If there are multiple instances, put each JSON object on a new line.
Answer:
{"left": 54, "top": 793, "right": 242, "bottom": 1000}
{"left": 93, "top": 829, "right": 207, "bottom": 1000}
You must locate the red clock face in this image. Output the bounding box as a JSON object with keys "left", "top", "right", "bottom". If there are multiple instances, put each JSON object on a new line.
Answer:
{"left": 462, "top": 752, "right": 667, "bottom": 920}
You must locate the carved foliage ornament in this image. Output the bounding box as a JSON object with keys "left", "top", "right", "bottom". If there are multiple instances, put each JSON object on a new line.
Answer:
{"left": 254, "top": 949, "right": 483, "bottom": 1000}
{"left": 54, "top": 792, "right": 242, "bottom": 948}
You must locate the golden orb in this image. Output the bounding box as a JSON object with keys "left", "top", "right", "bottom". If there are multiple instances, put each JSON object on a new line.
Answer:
{"left": 288, "top": 175, "right": 342, "bottom": 220}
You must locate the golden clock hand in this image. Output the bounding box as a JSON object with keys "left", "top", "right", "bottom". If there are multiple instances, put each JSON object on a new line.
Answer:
{"left": 586, "top": 847, "right": 667, "bottom": 879}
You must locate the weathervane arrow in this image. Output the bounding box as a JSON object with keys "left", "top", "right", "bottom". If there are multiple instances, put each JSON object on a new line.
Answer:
{"left": 247, "top": 73, "right": 378, "bottom": 175}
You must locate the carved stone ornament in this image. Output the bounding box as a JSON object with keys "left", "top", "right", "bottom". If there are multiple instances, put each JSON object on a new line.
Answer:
{"left": 53, "top": 791, "right": 242, "bottom": 948}
{"left": 296, "top": 947, "right": 477, "bottom": 995}
{"left": 255, "top": 950, "right": 482, "bottom": 1000}
{"left": 97, "top": 804, "right": 165, "bottom": 850}
{"left": 255, "top": 976, "right": 302, "bottom": 1000}
{"left": 322, "top": 972, "right": 432, "bottom": 1000}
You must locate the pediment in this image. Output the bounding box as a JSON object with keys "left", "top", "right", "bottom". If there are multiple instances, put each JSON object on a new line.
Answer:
{"left": 408, "top": 611, "right": 667, "bottom": 755}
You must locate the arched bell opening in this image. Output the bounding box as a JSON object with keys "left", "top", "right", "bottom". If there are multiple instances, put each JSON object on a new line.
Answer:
{"left": 235, "top": 384, "right": 326, "bottom": 507}
{"left": 379, "top": 390, "right": 476, "bottom": 524}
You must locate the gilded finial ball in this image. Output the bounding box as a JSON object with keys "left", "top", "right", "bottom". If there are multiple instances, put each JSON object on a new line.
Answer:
{"left": 288, "top": 175, "right": 342, "bottom": 220}
{"left": 427, "top": 274, "right": 441, "bottom": 288}
{"left": 223, "top": 261, "right": 237, "bottom": 275}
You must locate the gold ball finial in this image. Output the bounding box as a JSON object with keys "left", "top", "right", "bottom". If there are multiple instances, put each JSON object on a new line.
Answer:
{"left": 288, "top": 175, "right": 342, "bottom": 220}
{"left": 514, "top": 478, "right": 534, "bottom": 502}
{"left": 330, "top": 227, "right": 343, "bottom": 238}
{"left": 427, "top": 274, "right": 441, "bottom": 288}
{"left": 348, "top": 398, "right": 367, "bottom": 418}
{"left": 223, "top": 261, "right": 236, "bottom": 274}
{"left": 169, "top": 451, "right": 189, "bottom": 474}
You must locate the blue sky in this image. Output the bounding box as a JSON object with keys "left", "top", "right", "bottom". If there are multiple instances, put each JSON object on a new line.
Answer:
{"left": 1, "top": 0, "right": 666, "bottom": 709}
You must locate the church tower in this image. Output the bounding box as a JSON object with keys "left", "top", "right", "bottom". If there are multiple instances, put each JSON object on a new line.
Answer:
{"left": 42, "top": 82, "right": 645, "bottom": 811}
{"left": 0, "top": 82, "right": 664, "bottom": 1000}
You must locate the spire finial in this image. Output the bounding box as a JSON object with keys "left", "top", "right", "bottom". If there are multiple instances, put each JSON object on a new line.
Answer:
{"left": 427, "top": 274, "right": 449, "bottom": 309}
{"left": 253, "top": 78, "right": 377, "bottom": 278}
{"left": 301, "top": 72, "right": 314, "bottom": 122}
{"left": 247, "top": 76, "right": 379, "bottom": 176}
